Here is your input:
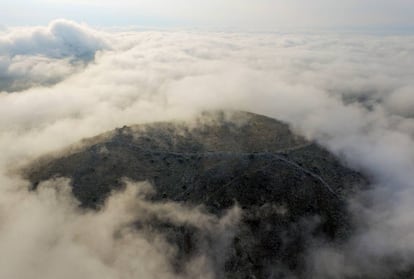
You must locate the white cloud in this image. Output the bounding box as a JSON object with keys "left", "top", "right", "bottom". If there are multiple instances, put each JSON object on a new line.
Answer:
{"left": 0, "top": 178, "right": 240, "bottom": 279}
{"left": 0, "top": 19, "right": 108, "bottom": 92}
{"left": 0, "top": 20, "right": 414, "bottom": 277}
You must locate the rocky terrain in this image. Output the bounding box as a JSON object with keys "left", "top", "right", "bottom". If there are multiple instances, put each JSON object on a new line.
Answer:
{"left": 23, "top": 111, "right": 368, "bottom": 278}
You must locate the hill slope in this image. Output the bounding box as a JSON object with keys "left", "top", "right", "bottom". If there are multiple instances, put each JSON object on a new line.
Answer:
{"left": 24, "top": 111, "right": 368, "bottom": 278}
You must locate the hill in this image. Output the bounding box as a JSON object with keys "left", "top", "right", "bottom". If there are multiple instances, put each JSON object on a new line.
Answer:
{"left": 23, "top": 111, "right": 368, "bottom": 278}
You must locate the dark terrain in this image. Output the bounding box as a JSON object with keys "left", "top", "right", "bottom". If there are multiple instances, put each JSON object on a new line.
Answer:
{"left": 24, "top": 111, "right": 368, "bottom": 278}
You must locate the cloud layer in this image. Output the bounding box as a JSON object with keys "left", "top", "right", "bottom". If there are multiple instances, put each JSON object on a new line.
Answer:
{"left": 0, "top": 20, "right": 414, "bottom": 278}
{"left": 0, "top": 19, "right": 108, "bottom": 92}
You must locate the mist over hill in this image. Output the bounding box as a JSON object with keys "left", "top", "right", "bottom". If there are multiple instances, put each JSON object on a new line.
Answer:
{"left": 0, "top": 20, "right": 414, "bottom": 279}
{"left": 24, "top": 110, "right": 369, "bottom": 278}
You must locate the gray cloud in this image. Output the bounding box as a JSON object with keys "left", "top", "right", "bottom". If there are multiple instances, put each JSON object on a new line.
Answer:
{"left": 0, "top": 20, "right": 414, "bottom": 278}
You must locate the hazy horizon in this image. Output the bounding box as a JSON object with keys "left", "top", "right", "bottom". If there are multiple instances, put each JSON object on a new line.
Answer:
{"left": 2, "top": 0, "right": 414, "bottom": 33}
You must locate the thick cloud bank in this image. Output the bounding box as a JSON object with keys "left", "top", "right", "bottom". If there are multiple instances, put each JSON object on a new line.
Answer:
{"left": 1, "top": 20, "right": 414, "bottom": 278}
{"left": 0, "top": 19, "right": 108, "bottom": 92}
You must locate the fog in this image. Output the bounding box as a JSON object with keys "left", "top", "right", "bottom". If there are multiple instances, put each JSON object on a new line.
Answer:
{"left": 0, "top": 20, "right": 414, "bottom": 278}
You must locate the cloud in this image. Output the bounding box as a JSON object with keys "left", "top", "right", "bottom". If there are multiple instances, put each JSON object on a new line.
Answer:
{"left": 0, "top": 20, "right": 414, "bottom": 278}
{"left": 0, "top": 19, "right": 108, "bottom": 92}
{"left": 0, "top": 177, "right": 240, "bottom": 279}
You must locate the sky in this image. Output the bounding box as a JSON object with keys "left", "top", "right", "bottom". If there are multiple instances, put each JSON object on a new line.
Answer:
{"left": 1, "top": 0, "right": 414, "bottom": 31}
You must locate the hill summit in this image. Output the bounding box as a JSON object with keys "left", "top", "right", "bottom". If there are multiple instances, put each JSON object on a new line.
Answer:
{"left": 24, "top": 111, "right": 367, "bottom": 278}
